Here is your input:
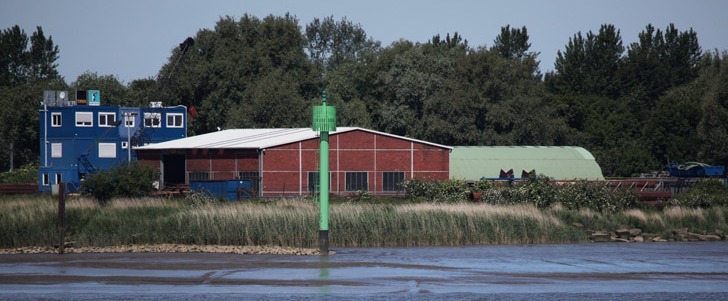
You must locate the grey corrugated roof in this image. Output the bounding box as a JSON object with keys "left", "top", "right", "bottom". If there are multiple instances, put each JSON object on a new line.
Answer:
{"left": 450, "top": 146, "right": 604, "bottom": 180}
{"left": 137, "top": 127, "right": 452, "bottom": 150}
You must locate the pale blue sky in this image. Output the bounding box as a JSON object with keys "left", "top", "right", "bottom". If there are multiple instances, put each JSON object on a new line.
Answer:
{"left": 2, "top": 0, "right": 727, "bottom": 84}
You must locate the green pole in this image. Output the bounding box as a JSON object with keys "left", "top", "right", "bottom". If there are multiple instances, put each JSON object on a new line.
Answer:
{"left": 319, "top": 130, "right": 329, "bottom": 255}
{"left": 313, "top": 90, "right": 334, "bottom": 255}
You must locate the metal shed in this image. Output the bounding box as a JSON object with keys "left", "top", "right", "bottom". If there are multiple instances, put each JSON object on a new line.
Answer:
{"left": 449, "top": 146, "right": 604, "bottom": 181}
{"left": 135, "top": 127, "right": 452, "bottom": 197}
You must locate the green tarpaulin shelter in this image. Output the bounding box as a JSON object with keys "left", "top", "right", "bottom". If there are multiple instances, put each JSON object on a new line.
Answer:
{"left": 450, "top": 146, "right": 604, "bottom": 181}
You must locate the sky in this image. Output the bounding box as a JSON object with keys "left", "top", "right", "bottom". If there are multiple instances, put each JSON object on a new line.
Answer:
{"left": 2, "top": 0, "right": 727, "bottom": 84}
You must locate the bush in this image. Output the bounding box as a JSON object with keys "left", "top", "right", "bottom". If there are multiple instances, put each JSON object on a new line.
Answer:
{"left": 81, "top": 162, "right": 159, "bottom": 205}
{"left": 672, "top": 179, "right": 728, "bottom": 208}
{"left": 401, "top": 178, "right": 469, "bottom": 203}
{"left": 0, "top": 162, "right": 38, "bottom": 183}
{"left": 554, "top": 181, "right": 639, "bottom": 213}
{"left": 185, "top": 190, "right": 219, "bottom": 206}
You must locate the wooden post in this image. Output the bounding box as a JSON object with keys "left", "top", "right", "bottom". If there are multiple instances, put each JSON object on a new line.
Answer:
{"left": 57, "top": 182, "right": 65, "bottom": 254}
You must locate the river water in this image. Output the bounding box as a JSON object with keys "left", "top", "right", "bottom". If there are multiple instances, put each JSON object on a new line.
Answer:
{"left": 1, "top": 242, "right": 727, "bottom": 300}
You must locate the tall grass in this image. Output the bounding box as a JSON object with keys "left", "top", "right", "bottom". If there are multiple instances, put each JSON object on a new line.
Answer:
{"left": 1, "top": 195, "right": 726, "bottom": 249}
{"left": 330, "top": 203, "right": 581, "bottom": 247}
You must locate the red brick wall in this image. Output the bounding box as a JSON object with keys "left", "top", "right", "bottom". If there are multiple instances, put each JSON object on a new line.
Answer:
{"left": 236, "top": 151, "right": 258, "bottom": 171}
{"left": 186, "top": 152, "right": 210, "bottom": 172}
{"left": 261, "top": 129, "right": 449, "bottom": 197}
{"left": 136, "top": 151, "right": 160, "bottom": 169}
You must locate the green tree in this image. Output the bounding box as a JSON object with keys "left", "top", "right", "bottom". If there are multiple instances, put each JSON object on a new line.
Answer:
{"left": 0, "top": 25, "right": 63, "bottom": 171}
{"left": 546, "top": 24, "right": 624, "bottom": 98}
{"left": 71, "top": 72, "right": 128, "bottom": 106}
{"left": 621, "top": 24, "right": 702, "bottom": 110}
{"left": 643, "top": 83, "right": 702, "bottom": 165}
{"left": 491, "top": 25, "right": 532, "bottom": 60}
{"left": 159, "top": 14, "right": 319, "bottom": 134}
{"left": 28, "top": 26, "right": 59, "bottom": 82}
{"left": 305, "top": 16, "right": 381, "bottom": 71}
{"left": 0, "top": 25, "right": 30, "bottom": 86}
{"left": 373, "top": 40, "right": 454, "bottom": 137}
{"left": 697, "top": 51, "right": 728, "bottom": 167}
{"left": 125, "top": 78, "right": 160, "bottom": 107}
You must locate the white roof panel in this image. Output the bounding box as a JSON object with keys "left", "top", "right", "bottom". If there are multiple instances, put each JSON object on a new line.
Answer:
{"left": 137, "top": 127, "right": 452, "bottom": 150}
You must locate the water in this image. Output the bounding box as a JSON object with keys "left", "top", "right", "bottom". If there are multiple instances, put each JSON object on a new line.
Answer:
{"left": 1, "top": 242, "right": 727, "bottom": 300}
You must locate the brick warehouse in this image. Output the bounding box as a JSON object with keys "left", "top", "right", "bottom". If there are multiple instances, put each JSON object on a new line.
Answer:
{"left": 135, "top": 127, "right": 451, "bottom": 197}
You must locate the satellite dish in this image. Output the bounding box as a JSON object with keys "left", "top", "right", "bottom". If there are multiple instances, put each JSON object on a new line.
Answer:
{"left": 59, "top": 91, "right": 66, "bottom": 99}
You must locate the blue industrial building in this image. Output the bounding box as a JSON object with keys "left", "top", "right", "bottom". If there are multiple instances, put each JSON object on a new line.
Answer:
{"left": 38, "top": 90, "right": 187, "bottom": 192}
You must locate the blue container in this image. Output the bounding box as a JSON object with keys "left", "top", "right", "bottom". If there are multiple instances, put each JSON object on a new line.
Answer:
{"left": 704, "top": 166, "right": 725, "bottom": 177}
{"left": 189, "top": 180, "right": 253, "bottom": 201}
{"left": 667, "top": 162, "right": 725, "bottom": 178}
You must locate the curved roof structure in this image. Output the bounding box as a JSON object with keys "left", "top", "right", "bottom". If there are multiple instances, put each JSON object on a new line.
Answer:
{"left": 450, "top": 146, "right": 604, "bottom": 180}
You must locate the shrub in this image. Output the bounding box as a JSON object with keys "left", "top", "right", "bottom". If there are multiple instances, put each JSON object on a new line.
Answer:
{"left": 554, "top": 181, "right": 639, "bottom": 213}
{"left": 185, "top": 190, "right": 219, "bottom": 206}
{"left": 672, "top": 179, "right": 728, "bottom": 208}
{"left": 401, "top": 178, "right": 469, "bottom": 203}
{"left": 81, "top": 162, "right": 159, "bottom": 205}
{"left": 0, "top": 162, "right": 38, "bottom": 183}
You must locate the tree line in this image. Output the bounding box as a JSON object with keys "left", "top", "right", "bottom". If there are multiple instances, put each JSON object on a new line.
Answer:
{"left": 1, "top": 14, "right": 727, "bottom": 177}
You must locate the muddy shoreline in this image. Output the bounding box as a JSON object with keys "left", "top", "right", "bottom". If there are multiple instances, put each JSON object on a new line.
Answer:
{"left": 0, "top": 244, "right": 329, "bottom": 255}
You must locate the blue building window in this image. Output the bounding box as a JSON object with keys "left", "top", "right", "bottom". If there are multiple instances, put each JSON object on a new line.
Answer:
{"left": 51, "top": 143, "right": 62, "bottom": 158}
{"left": 166, "top": 113, "right": 184, "bottom": 128}
{"left": 144, "top": 112, "right": 161, "bottom": 128}
{"left": 99, "top": 112, "right": 116, "bottom": 127}
{"left": 98, "top": 143, "right": 117, "bottom": 158}
{"left": 123, "top": 112, "right": 136, "bottom": 127}
{"left": 51, "top": 112, "right": 62, "bottom": 127}
{"left": 75, "top": 112, "right": 93, "bottom": 127}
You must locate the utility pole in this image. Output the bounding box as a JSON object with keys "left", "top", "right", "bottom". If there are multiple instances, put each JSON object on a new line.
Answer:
{"left": 123, "top": 112, "right": 137, "bottom": 164}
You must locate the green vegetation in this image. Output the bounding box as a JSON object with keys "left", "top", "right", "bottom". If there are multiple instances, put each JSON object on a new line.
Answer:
{"left": 80, "top": 162, "right": 159, "bottom": 205}
{"left": 2, "top": 19, "right": 728, "bottom": 177}
{"left": 403, "top": 177, "right": 640, "bottom": 212}
{"left": 0, "top": 162, "right": 38, "bottom": 183}
{"left": 1, "top": 192, "right": 726, "bottom": 249}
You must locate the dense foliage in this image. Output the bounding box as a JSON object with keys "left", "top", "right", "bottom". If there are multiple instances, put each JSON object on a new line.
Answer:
{"left": 2, "top": 16, "right": 727, "bottom": 177}
{"left": 402, "top": 177, "right": 640, "bottom": 213}
{"left": 672, "top": 179, "right": 728, "bottom": 208}
{"left": 80, "top": 163, "right": 159, "bottom": 205}
{"left": 0, "top": 162, "right": 38, "bottom": 183}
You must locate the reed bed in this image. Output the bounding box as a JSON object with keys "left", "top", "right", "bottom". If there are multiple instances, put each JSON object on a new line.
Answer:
{"left": 1, "top": 196, "right": 727, "bottom": 249}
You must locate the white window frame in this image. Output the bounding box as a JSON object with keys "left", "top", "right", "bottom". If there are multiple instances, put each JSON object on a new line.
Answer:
{"left": 189, "top": 172, "right": 210, "bottom": 181}
{"left": 51, "top": 143, "right": 62, "bottom": 158}
{"left": 308, "top": 171, "right": 332, "bottom": 192}
{"left": 345, "top": 172, "right": 369, "bottom": 192}
{"left": 382, "top": 171, "right": 405, "bottom": 192}
{"left": 166, "top": 113, "right": 184, "bottom": 128}
{"left": 121, "top": 141, "right": 129, "bottom": 149}
{"left": 42, "top": 174, "right": 49, "bottom": 186}
{"left": 55, "top": 173, "right": 62, "bottom": 184}
{"left": 75, "top": 112, "right": 93, "bottom": 127}
{"left": 98, "top": 112, "right": 116, "bottom": 127}
{"left": 144, "top": 112, "right": 161, "bottom": 128}
{"left": 123, "top": 112, "right": 136, "bottom": 128}
{"left": 51, "top": 112, "right": 62, "bottom": 127}
{"left": 98, "top": 143, "right": 117, "bottom": 158}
